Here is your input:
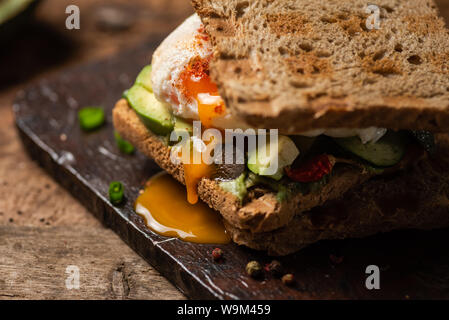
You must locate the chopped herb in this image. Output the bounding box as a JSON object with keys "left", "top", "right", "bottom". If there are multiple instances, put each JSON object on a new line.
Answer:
{"left": 109, "top": 181, "right": 124, "bottom": 205}
{"left": 78, "top": 107, "right": 105, "bottom": 131}
{"left": 276, "top": 185, "right": 290, "bottom": 203}
{"left": 114, "top": 131, "right": 134, "bottom": 154}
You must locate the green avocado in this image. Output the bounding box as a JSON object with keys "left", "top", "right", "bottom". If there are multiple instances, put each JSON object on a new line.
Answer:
{"left": 333, "top": 131, "right": 409, "bottom": 167}
{"left": 173, "top": 116, "right": 193, "bottom": 135}
{"left": 247, "top": 135, "right": 299, "bottom": 180}
{"left": 124, "top": 84, "right": 174, "bottom": 136}
{"left": 0, "top": 0, "right": 35, "bottom": 25}
{"left": 135, "top": 65, "right": 153, "bottom": 92}
{"left": 219, "top": 173, "right": 247, "bottom": 201}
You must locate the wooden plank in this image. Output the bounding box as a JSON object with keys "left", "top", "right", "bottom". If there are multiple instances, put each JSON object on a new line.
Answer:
{"left": 13, "top": 35, "right": 449, "bottom": 299}
{"left": 0, "top": 225, "right": 185, "bottom": 300}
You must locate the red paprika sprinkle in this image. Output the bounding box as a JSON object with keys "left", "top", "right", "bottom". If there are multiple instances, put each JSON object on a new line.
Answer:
{"left": 285, "top": 154, "right": 334, "bottom": 183}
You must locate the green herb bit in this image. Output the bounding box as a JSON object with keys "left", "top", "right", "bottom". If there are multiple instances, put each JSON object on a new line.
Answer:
{"left": 78, "top": 107, "right": 105, "bottom": 131}
{"left": 114, "top": 131, "right": 134, "bottom": 154}
{"left": 109, "top": 181, "right": 124, "bottom": 205}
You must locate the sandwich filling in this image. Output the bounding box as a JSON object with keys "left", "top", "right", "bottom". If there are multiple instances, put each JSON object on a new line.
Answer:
{"left": 123, "top": 14, "right": 436, "bottom": 206}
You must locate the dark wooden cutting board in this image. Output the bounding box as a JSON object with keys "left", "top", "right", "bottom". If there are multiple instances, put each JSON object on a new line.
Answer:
{"left": 14, "top": 40, "right": 449, "bottom": 300}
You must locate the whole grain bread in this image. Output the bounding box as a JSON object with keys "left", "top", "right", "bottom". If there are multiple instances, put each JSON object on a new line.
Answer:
{"left": 191, "top": 0, "right": 449, "bottom": 134}
{"left": 114, "top": 99, "right": 449, "bottom": 255}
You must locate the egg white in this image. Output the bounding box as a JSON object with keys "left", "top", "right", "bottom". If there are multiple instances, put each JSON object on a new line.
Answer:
{"left": 151, "top": 14, "right": 211, "bottom": 121}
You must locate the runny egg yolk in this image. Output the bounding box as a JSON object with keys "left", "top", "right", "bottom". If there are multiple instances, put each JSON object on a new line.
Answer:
{"left": 178, "top": 56, "right": 225, "bottom": 204}
{"left": 178, "top": 56, "right": 226, "bottom": 128}
{"left": 183, "top": 155, "right": 214, "bottom": 205}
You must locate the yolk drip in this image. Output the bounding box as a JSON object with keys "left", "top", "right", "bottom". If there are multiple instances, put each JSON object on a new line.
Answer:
{"left": 184, "top": 159, "right": 214, "bottom": 205}
{"left": 177, "top": 56, "right": 226, "bottom": 204}
{"left": 135, "top": 172, "right": 231, "bottom": 244}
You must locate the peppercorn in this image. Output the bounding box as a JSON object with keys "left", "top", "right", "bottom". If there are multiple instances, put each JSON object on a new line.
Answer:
{"left": 211, "top": 248, "right": 223, "bottom": 261}
{"left": 246, "top": 261, "right": 263, "bottom": 278}
{"left": 281, "top": 273, "right": 295, "bottom": 286}
{"left": 265, "top": 260, "right": 283, "bottom": 277}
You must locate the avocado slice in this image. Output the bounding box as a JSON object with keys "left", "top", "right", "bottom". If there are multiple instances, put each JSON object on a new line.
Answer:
{"left": 124, "top": 84, "right": 174, "bottom": 136}
{"left": 135, "top": 65, "right": 153, "bottom": 92}
{"left": 219, "top": 173, "right": 247, "bottom": 201}
{"left": 333, "top": 131, "right": 408, "bottom": 167}
{"left": 0, "top": 0, "right": 35, "bottom": 25}
{"left": 247, "top": 135, "right": 300, "bottom": 180}
{"left": 169, "top": 117, "right": 193, "bottom": 145}
{"left": 173, "top": 116, "right": 193, "bottom": 135}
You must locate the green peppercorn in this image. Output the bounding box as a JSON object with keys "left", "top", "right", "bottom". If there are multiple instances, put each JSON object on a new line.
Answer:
{"left": 78, "top": 107, "right": 105, "bottom": 131}
{"left": 281, "top": 273, "right": 295, "bottom": 286}
{"left": 246, "top": 261, "right": 263, "bottom": 278}
{"left": 109, "top": 181, "right": 124, "bottom": 205}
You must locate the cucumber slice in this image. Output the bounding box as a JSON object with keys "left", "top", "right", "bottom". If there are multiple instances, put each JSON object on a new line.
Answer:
{"left": 135, "top": 65, "right": 153, "bottom": 92}
{"left": 124, "top": 84, "right": 173, "bottom": 136}
{"left": 247, "top": 135, "right": 300, "bottom": 180}
{"left": 333, "top": 131, "right": 408, "bottom": 167}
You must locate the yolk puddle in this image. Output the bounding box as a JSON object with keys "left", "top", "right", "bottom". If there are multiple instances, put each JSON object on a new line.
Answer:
{"left": 135, "top": 172, "right": 231, "bottom": 244}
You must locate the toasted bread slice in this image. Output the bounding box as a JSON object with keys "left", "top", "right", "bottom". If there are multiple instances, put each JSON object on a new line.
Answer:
{"left": 191, "top": 0, "right": 449, "bottom": 133}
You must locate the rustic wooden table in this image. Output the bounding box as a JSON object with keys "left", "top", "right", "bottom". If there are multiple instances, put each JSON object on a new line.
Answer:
{"left": 1, "top": 0, "right": 448, "bottom": 300}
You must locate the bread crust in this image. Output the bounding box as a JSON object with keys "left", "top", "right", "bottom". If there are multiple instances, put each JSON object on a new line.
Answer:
{"left": 191, "top": 0, "right": 449, "bottom": 134}
{"left": 113, "top": 99, "right": 449, "bottom": 255}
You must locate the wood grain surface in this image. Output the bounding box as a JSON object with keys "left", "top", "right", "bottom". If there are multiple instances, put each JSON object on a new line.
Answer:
{"left": 1, "top": 0, "right": 449, "bottom": 300}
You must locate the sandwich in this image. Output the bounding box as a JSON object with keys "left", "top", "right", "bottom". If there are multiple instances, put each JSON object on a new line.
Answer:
{"left": 113, "top": 0, "right": 449, "bottom": 255}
